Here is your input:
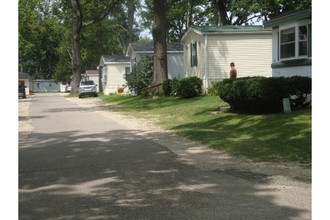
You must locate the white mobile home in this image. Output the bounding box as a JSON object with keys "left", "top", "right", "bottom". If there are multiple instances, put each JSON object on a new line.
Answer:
{"left": 263, "top": 9, "right": 311, "bottom": 78}
{"left": 126, "top": 42, "right": 185, "bottom": 80}
{"left": 99, "top": 55, "right": 130, "bottom": 95}
{"left": 181, "top": 25, "right": 272, "bottom": 92}
{"left": 30, "top": 79, "right": 61, "bottom": 92}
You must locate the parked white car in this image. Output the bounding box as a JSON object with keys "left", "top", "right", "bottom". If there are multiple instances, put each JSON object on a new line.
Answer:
{"left": 78, "top": 80, "right": 97, "bottom": 98}
{"left": 65, "top": 85, "right": 72, "bottom": 93}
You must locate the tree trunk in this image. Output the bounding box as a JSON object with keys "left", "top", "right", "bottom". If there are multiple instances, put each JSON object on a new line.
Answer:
{"left": 214, "top": 0, "right": 229, "bottom": 25}
{"left": 70, "top": 0, "right": 82, "bottom": 93}
{"left": 151, "top": 0, "right": 168, "bottom": 86}
{"left": 125, "top": 0, "right": 135, "bottom": 49}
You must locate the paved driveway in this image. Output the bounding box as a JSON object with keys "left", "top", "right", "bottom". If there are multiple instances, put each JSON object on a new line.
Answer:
{"left": 19, "top": 93, "right": 311, "bottom": 219}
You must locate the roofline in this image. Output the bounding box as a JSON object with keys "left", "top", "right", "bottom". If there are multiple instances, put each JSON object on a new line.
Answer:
{"left": 127, "top": 42, "right": 183, "bottom": 55}
{"left": 131, "top": 51, "right": 183, "bottom": 54}
{"left": 264, "top": 9, "right": 311, "bottom": 28}
{"left": 103, "top": 61, "right": 130, "bottom": 65}
{"left": 181, "top": 26, "right": 271, "bottom": 42}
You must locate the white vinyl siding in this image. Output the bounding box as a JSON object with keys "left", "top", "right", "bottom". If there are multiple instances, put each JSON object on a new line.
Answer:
{"left": 104, "top": 63, "right": 130, "bottom": 95}
{"left": 184, "top": 33, "right": 204, "bottom": 79}
{"left": 167, "top": 54, "right": 184, "bottom": 79}
{"left": 206, "top": 34, "right": 272, "bottom": 82}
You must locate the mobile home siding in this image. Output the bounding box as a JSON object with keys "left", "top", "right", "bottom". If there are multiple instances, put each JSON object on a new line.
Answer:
{"left": 207, "top": 34, "right": 272, "bottom": 82}
{"left": 184, "top": 33, "right": 204, "bottom": 79}
{"left": 182, "top": 27, "right": 272, "bottom": 92}
{"left": 104, "top": 63, "right": 130, "bottom": 95}
{"left": 167, "top": 54, "right": 184, "bottom": 79}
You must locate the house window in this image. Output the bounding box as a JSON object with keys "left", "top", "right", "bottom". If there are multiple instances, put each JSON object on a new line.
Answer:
{"left": 125, "top": 67, "right": 130, "bottom": 74}
{"left": 280, "top": 24, "right": 309, "bottom": 60}
{"left": 280, "top": 28, "right": 295, "bottom": 59}
{"left": 190, "top": 42, "right": 198, "bottom": 67}
{"left": 299, "top": 26, "right": 308, "bottom": 56}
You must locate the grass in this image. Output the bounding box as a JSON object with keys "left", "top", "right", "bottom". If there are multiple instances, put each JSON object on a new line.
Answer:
{"left": 99, "top": 94, "right": 311, "bottom": 165}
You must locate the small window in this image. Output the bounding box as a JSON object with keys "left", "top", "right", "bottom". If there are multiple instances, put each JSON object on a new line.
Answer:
{"left": 280, "top": 28, "right": 295, "bottom": 59}
{"left": 125, "top": 67, "right": 130, "bottom": 74}
{"left": 299, "top": 25, "right": 308, "bottom": 56}
{"left": 191, "top": 42, "right": 198, "bottom": 67}
{"left": 279, "top": 24, "right": 309, "bottom": 60}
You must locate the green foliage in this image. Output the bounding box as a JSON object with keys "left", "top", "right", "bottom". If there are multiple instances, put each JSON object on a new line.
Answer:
{"left": 176, "top": 76, "right": 203, "bottom": 98}
{"left": 218, "top": 76, "right": 311, "bottom": 113}
{"left": 19, "top": 0, "right": 140, "bottom": 82}
{"left": 142, "top": 0, "right": 311, "bottom": 41}
{"left": 99, "top": 95, "right": 311, "bottom": 165}
{"left": 19, "top": 0, "right": 62, "bottom": 79}
{"left": 162, "top": 78, "right": 179, "bottom": 96}
{"left": 124, "top": 56, "right": 153, "bottom": 95}
{"left": 207, "top": 81, "right": 222, "bottom": 96}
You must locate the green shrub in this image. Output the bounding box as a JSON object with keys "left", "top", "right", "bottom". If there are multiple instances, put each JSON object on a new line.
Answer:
{"left": 124, "top": 56, "right": 153, "bottom": 95}
{"left": 162, "top": 79, "right": 172, "bottom": 96}
{"left": 177, "top": 76, "right": 203, "bottom": 98}
{"left": 218, "top": 76, "right": 311, "bottom": 113}
{"left": 207, "top": 81, "right": 222, "bottom": 96}
{"left": 162, "top": 78, "right": 179, "bottom": 96}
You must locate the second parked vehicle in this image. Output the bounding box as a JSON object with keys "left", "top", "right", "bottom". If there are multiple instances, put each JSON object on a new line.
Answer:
{"left": 78, "top": 80, "right": 97, "bottom": 98}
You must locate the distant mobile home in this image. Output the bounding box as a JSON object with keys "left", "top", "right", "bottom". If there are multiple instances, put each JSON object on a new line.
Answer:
{"left": 99, "top": 55, "right": 130, "bottom": 95}
{"left": 30, "top": 79, "right": 61, "bottom": 93}
{"left": 181, "top": 25, "right": 272, "bottom": 92}
{"left": 126, "top": 42, "right": 185, "bottom": 80}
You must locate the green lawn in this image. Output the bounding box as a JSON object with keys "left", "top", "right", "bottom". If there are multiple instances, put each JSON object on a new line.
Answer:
{"left": 99, "top": 94, "right": 311, "bottom": 165}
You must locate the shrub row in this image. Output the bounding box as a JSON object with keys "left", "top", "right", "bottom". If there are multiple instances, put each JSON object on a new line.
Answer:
{"left": 162, "top": 76, "right": 203, "bottom": 98}
{"left": 218, "top": 76, "right": 311, "bottom": 113}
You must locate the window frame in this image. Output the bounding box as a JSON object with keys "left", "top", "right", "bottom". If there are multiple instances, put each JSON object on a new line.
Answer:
{"left": 190, "top": 42, "right": 198, "bottom": 67}
{"left": 279, "top": 21, "right": 310, "bottom": 61}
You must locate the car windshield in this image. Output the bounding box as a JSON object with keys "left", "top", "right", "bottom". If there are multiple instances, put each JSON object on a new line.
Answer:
{"left": 81, "top": 81, "right": 94, "bottom": 85}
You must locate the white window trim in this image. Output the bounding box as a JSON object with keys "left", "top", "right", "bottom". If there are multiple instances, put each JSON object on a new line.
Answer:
{"left": 279, "top": 20, "right": 310, "bottom": 61}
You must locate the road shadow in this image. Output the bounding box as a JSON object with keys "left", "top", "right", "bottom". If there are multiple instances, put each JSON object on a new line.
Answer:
{"left": 19, "top": 129, "right": 310, "bottom": 220}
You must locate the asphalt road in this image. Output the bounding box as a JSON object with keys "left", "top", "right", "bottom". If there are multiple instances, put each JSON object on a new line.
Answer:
{"left": 19, "top": 93, "right": 311, "bottom": 220}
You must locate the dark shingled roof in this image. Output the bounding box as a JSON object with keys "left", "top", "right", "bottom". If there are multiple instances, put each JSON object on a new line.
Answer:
{"left": 130, "top": 42, "right": 183, "bottom": 52}
{"left": 19, "top": 72, "right": 31, "bottom": 79}
{"left": 102, "top": 55, "right": 130, "bottom": 63}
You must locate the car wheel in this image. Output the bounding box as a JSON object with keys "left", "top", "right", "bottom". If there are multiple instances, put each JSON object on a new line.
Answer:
{"left": 79, "top": 95, "right": 82, "bottom": 98}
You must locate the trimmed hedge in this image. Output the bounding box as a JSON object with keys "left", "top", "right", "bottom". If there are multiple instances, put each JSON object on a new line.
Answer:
{"left": 218, "top": 76, "right": 311, "bottom": 113}
{"left": 176, "top": 76, "right": 203, "bottom": 98}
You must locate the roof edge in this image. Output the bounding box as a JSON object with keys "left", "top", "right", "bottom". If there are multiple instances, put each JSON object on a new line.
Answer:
{"left": 264, "top": 9, "right": 311, "bottom": 28}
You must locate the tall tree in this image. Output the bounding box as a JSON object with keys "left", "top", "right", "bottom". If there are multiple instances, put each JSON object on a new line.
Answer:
{"left": 151, "top": 0, "right": 168, "bottom": 85}
{"left": 211, "top": 0, "right": 312, "bottom": 25}
{"left": 166, "top": 0, "right": 209, "bottom": 42}
{"left": 68, "top": 0, "right": 122, "bottom": 93}
{"left": 70, "top": 0, "right": 82, "bottom": 92}
{"left": 19, "top": 0, "right": 62, "bottom": 79}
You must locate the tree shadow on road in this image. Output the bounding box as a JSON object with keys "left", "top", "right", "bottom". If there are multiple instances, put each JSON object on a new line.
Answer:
{"left": 19, "top": 129, "right": 310, "bottom": 220}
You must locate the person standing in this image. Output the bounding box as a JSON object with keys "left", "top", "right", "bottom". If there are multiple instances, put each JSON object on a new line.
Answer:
{"left": 229, "top": 62, "right": 237, "bottom": 79}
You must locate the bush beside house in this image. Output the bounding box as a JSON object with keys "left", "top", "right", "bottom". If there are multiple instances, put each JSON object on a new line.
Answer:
{"left": 218, "top": 76, "right": 311, "bottom": 113}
